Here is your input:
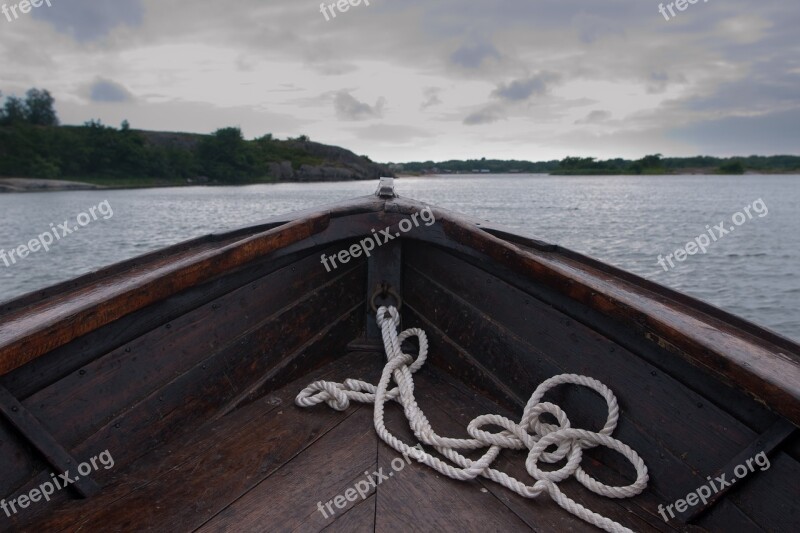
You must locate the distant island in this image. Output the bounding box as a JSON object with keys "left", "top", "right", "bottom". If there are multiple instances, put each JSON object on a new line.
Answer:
{"left": 0, "top": 88, "right": 391, "bottom": 190}
{"left": 393, "top": 154, "right": 800, "bottom": 176}
{"left": 1, "top": 88, "right": 799, "bottom": 193}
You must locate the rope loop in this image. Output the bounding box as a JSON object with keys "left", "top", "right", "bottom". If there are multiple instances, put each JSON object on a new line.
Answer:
{"left": 295, "top": 306, "right": 648, "bottom": 533}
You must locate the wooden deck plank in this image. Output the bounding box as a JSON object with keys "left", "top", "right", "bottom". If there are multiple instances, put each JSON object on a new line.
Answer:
{"left": 196, "top": 407, "right": 378, "bottom": 533}
{"left": 710, "top": 450, "right": 800, "bottom": 533}
{"left": 681, "top": 419, "right": 795, "bottom": 522}
{"left": 23, "top": 351, "right": 381, "bottom": 532}
{"left": 321, "top": 494, "right": 376, "bottom": 533}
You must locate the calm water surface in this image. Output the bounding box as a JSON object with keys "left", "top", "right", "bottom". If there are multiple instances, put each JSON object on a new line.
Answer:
{"left": 0, "top": 175, "right": 797, "bottom": 341}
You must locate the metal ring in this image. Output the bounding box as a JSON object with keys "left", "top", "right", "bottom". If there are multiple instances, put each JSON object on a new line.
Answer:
{"left": 370, "top": 283, "right": 402, "bottom": 313}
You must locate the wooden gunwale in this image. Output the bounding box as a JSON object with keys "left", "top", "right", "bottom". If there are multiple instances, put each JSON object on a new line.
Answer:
{"left": 0, "top": 214, "right": 330, "bottom": 375}
{"left": 1, "top": 192, "right": 798, "bottom": 429}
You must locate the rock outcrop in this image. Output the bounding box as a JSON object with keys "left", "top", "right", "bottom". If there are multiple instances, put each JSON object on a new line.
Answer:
{"left": 282, "top": 140, "right": 391, "bottom": 182}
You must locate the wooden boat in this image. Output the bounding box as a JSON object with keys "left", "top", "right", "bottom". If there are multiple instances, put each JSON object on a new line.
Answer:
{"left": 0, "top": 177, "right": 797, "bottom": 532}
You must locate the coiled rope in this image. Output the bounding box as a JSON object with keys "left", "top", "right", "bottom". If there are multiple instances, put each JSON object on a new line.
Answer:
{"left": 296, "top": 306, "right": 648, "bottom": 533}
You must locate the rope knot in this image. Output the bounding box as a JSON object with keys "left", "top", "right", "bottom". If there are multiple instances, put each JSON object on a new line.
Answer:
{"left": 295, "top": 306, "right": 648, "bottom": 533}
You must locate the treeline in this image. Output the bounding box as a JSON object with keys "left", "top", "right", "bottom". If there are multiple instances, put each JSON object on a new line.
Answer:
{"left": 397, "top": 158, "right": 560, "bottom": 174}
{"left": 397, "top": 154, "right": 800, "bottom": 175}
{"left": 0, "top": 87, "right": 323, "bottom": 183}
{"left": 551, "top": 154, "right": 800, "bottom": 175}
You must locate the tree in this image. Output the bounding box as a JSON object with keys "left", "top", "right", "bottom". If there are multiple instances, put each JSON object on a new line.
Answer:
{"left": 197, "top": 127, "right": 256, "bottom": 182}
{"left": 24, "top": 88, "right": 58, "bottom": 126}
{"left": 559, "top": 156, "right": 597, "bottom": 170}
{"left": 629, "top": 154, "right": 663, "bottom": 174}
{"left": 639, "top": 154, "right": 663, "bottom": 168}
{"left": 84, "top": 118, "right": 106, "bottom": 128}
{"left": 1, "top": 95, "right": 28, "bottom": 125}
{"left": 121, "top": 119, "right": 131, "bottom": 131}
{"left": 719, "top": 160, "right": 745, "bottom": 174}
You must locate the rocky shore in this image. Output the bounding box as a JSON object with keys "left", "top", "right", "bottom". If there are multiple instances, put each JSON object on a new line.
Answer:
{"left": 0, "top": 178, "right": 104, "bottom": 193}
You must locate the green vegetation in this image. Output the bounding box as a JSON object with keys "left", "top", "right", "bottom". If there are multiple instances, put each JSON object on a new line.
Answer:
{"left": 397, "top": 153, "right": 800, "bottom": 176}
{"left": 397, "top": 158, "right": 560, "bottom": 174}
{"left": 0, "top": 88, "right": 335, "bottom": 186}
{"left": 718, "top": 160, "right": 745, "bottom": 175}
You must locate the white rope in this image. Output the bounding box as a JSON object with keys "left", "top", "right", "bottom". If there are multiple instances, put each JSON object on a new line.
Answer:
{"left": 296, "top": 306, "right": 648, "bottom": 533}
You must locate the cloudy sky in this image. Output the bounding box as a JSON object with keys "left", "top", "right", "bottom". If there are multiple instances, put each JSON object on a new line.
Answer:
{"left": 1, "top": 0, "right": 798, "bottom": 162}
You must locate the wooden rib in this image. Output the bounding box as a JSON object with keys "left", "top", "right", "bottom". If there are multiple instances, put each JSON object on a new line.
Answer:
{"left": 681, "top": 419, "right": 796, "bottom": 523}
{"left": 0, "top": 386, "right": 99, "bottom": 498}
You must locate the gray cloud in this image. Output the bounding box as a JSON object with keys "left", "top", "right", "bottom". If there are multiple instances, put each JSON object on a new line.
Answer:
{"left": 492, "top": 73, "right": 561, "bottom": 101}
{"left": 89, "top": 79, "right": 134, "bottom": 103}
{"left": 450, "top": 41, "right": 501, "bottom": 69}
{"left": 464, "top": 105, "right": 504, "bottom": 125}
{"left": 352, "top": 124, "right": 435, "bottom": 143}
{"left": 669, "top": 109, "right": 800, "bottom": 156}
{"left": 421, "top": 88, "right": 442, "bottom": 110}
{"left": 32, "top": 0, "right": 144, "bottom": 42}
{"left": 334, "top": 91, "right": 386, "bottom": 121}
{"left": 575, "top": 110, "right": 611, "bottom": 125}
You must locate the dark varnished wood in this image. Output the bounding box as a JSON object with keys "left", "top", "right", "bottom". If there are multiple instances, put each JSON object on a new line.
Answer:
{"left": 401, "top": 250, "right": 790, "bottom": 529}
{"left": 1, "top": 258, "right": 365, "bottom": 520}
{"left": 197, "top": 407, "right": 378, "bottom": 532}
{"left": 22, "top": 351, "right": 380, "bottom": 531}
{"left": 0, "top": 386, "right": 99, "bottom": 498}
{"left": 680, "top": 419, "right": 796, "bottom": 523}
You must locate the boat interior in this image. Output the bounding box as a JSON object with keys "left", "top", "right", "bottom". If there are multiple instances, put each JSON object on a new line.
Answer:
{"left": 0, "top": 179, "right": 798, "bottom": 531}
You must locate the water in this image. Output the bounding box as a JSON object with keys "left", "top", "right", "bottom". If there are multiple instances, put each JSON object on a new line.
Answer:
{"left": 0, "top": 175, "right": 797, "bottom": 341}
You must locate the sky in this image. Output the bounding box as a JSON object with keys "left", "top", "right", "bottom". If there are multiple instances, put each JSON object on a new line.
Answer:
{"left": 1, "top": 0, "right": 799, "bottom": 162}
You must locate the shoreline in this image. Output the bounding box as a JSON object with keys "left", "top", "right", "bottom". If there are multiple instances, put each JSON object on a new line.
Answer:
{"left": 0, "top": 178, "right": 106, "bottom": 193}
{"left": 2, "top": 172, "right": 796, "bottom": 194}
